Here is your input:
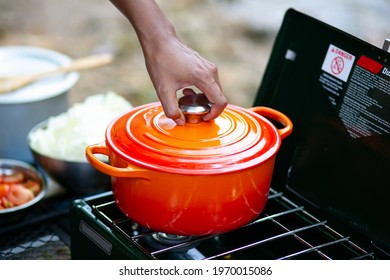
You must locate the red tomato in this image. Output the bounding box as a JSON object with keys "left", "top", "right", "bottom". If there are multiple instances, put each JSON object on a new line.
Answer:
{"left": 0, "top": 170, "right": 24, "bottom": 184}
{"left": 6, "top": 184, "right": 34, "bottom": 206}
{"left": 0, "top": 167, "right": 42, "bottom": 211}
{"left": 0, "top": 184, "right": 9, "bottom": 198}
{"left": 23, "top": 180, "right": 41, "bottom": 196}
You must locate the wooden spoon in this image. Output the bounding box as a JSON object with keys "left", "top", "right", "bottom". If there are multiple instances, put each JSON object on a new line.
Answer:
{"left": 0, "top": 53, "right": 114, "bottom": 93}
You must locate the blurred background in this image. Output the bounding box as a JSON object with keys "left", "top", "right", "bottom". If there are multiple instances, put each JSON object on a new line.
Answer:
{"left": 0, "top": 0, "right": 389, "bottom": 108}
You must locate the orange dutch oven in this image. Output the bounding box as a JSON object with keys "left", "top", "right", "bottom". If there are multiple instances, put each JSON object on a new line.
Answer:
{"left": 86, "top": 94, "right": 292, "bottom": 236}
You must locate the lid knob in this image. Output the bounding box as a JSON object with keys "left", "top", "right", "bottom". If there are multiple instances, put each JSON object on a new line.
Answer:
{"left": 178, "top": 93, "right": 211, "bottom": 124}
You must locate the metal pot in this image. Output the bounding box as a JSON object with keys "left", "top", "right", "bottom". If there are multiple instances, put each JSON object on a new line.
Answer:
{"left": 0, "top": 46, "right": 79, "bottom": 162}
{"left": 86, "top": 94, "right": 293, "bottom": 236}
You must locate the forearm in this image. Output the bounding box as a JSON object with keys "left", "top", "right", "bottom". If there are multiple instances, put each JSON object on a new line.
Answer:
{"left": 110, "top": 0, "right": 227, "bottom": 123}
{"left": 110, "top": 0, "right": 177, "bottom": 49}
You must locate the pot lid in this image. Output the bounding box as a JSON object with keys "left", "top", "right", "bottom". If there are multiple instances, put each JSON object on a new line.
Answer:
{"left": 0, "top": 46, "right": 79, "bottom": 104}
{"left": 107, "top": 97, "right": 282, "bottom": 175}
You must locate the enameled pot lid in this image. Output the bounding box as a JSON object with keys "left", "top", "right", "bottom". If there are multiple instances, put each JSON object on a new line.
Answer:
{"left": 106, "top": 102, "right": 281, "bottom": 175}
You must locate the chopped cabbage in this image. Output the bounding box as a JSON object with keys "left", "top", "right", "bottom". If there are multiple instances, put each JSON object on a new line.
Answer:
{"left": 29, "top": 91, "right": 132, "bottom": 162}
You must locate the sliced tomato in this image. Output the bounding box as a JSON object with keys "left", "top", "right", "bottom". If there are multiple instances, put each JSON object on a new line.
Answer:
{"left": 0, "top": 170, "right": 24, "bottom": 184}
{"left": 6, "top": 184, "right": 34, "bottom": 206}
{"left": 0, "top": 183, "right": 9, "bottom": 198}
{"left": 23, "top": 180, "right": 41, "bottom": 196}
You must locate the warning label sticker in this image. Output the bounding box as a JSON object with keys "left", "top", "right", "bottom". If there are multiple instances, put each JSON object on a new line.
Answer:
{"left": 321, "top": 44, "right": 355, "bottom": 82}
{"left": 319, "top": 44, "right": 390, "bottom": 138}
{"left": 338, "top": 55, "right": 390, "bottom": 138}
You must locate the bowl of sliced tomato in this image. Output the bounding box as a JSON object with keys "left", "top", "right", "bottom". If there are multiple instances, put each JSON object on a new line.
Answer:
{"left": 0, "top": 159, "right": 46, "bottom": 223}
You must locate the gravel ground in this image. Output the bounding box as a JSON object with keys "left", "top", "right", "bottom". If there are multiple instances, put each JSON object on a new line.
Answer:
{"left": 0, "top": 0, "right": 389, "bottom": 108}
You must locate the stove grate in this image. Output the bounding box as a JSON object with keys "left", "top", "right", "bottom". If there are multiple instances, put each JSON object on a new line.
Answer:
{"left": 91, "top": 189, "right": 374, "bottom": 260}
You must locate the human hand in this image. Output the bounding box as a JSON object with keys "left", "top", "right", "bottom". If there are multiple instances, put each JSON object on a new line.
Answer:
{"left": 143, "top": 37, "right": 227, "bottom": 125}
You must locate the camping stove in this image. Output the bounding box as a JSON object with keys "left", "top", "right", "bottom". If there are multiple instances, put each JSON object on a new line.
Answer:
{"left": 70, "top": 189, "right": 380, "bottom": 260}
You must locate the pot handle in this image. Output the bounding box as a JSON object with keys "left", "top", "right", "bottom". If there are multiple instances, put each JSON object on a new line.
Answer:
{"left": 248, "top": 106, "right": 293, "bottom": 140}
{"left": 85, "top": 142, "right": 149, "bottom": 179}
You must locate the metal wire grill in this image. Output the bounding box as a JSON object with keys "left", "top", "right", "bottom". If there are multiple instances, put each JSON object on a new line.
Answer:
{"left": 92, "top": 189, "right": 375, "bottom": 260}
{"left": 0, "top": 225, "right": 71, "bottom": 260}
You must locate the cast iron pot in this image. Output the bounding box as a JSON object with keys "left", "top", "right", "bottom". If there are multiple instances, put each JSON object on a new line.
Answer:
{"left": 86, "top": 94, "right": 292, "bottom": 236}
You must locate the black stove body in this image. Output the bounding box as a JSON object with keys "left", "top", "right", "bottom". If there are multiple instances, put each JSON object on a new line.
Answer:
{"left": 2, "top": 9, "right": 389, "bottom": 260}
{"left": 254, "top": 9, "right": 390, "bottom": 253}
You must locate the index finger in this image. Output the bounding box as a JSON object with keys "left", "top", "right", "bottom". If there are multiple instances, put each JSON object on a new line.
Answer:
{"left": 156, "top": 88, "right": 186, "bottom": 126}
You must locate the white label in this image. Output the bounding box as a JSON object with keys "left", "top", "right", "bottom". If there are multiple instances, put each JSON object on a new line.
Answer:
{"left": 321, "top": 44, "right": 355, "bottom": 82}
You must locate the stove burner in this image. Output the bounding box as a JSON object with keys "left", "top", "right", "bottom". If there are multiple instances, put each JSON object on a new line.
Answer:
{"left": 143, "top": 232, "right": 199, "bottom": 253}
{"left": 152, "top": 233, "right": 192, "bottom": 245}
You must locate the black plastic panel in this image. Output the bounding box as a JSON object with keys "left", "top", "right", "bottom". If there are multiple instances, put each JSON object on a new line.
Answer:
{"left": 255, "top": 9, "right": 390, "bottom": 253}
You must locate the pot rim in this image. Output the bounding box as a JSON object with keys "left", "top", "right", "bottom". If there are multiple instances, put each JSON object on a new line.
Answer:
{"left": 104, "top": 103, "right": 290, "bottom": 175}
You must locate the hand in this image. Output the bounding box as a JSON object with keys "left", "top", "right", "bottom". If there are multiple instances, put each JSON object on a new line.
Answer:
{"left": 143, "top": 37, "right": 227, "bottom": 125}
{"left": 110, "top": 0, "right": 227, "bottom": 125}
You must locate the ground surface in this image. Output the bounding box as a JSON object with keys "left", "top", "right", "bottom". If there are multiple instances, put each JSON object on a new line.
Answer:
{"left": 0, "top": 0, "right": 388, "bottom": 108}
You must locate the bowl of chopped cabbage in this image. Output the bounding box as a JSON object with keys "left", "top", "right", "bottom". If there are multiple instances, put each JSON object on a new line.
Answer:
{"left": 27, "top": 92, "right": 132, "bottom": 193}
